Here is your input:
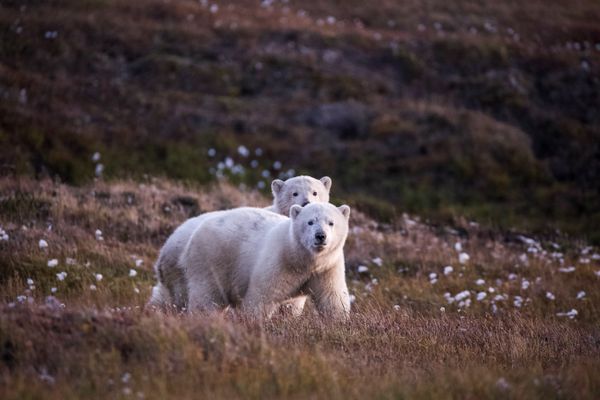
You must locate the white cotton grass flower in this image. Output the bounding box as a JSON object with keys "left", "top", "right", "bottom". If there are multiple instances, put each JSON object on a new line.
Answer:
{"left": 95, "top": 163, "right": 104, "bottom": 177}
{"left": 134, "top": 287, "right": 140, "bottom": 294}
{"left": 237, "top": 145, "right": 250, "bottom": 157}
{"left": 56, "top": 271, "right": 67, "bottom": 281}
{"left": 444, "top": 292, "right": 453, "bottom": 304}
{"left": 273, "top": 161, "right": 282, "bottom": 170}
{"left": 595, "top": 270, "right": 600, "bottom": 277}
{"left": 372, "top": 257, "right": 383, "bottom": 267}
{"left": 349, "top": 294, "right": 356, "bottom": 304}
{"left": 443, "top": 266, "right": 453, "bottom": 275}
{"left": 475, "top": 279, "right": 485, "bottom": 286}
{"left": 357, "top": 265, "right": 369, "bottom": 273}
{"left": 513, "top": 296, "right": 524, "bottom": 308}
{"left": 546, "top": 292, "right": 556, "bottom": 300}
{"left": 89, "top": 284, "right": 97, "bottom": 291}
{"left": 429, "top": 273, "right": 438, "bottom": 284}
{"left": 95, "top": 273, "right": 103, "bottom": 282}
{"left": 493, "top": 294, "right": 506, "bottom": 302}
{"left": 558, "top": 266, "right": 576, "bottom": 273}
{"left": 521, "top": 279, "right": 530, "bottom": 290}
{"left": 0, "top": 227, "right": 9, "bottom": 241}
{"left": 38, "top": 239, "right": 48, "bottom": 249}
{"left": 556, "top": 309, "right": 578, "bottom": 319}
{"left": 393, "top": 305, "right": 400, "bottom": 311}
{"left": 51, "top": 287, "right": 57, "bottom": 293}
{"left": 458, "top": 252, "right": 470, "bottom": 264}
{"left": 135, "top": 259, "right": 143, "bottom": 267}
{"left": 576, "top": 291, "right": 586, "bottom": 300}
{"left": 129, "top": 269, "right": 137, "bottom": 277}
{"left": 207, "top": 148, "right": 216, "bottom": 157}
{"left": 92, "top": 152, "right": 101, "bottom": 162}
{"left": 95, "top": 229, "right": 104, "bottom": 241}
{"left": 27, "top": 278, "right": 34, "bottom": 286}
{"left": 47, "top": 259, "right": 58, "bottom": 268}
{"left": 454, "top": 290, "right": 470, "bottom": 302}
{"left": 454, "top": 242, "right": 462, "bottom": 252}
{"left": 476, "top": 292, "right": 487, "bottom": 301}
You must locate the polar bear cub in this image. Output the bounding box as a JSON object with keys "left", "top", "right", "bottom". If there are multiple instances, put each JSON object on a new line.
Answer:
{"left": 266, "top": 175, "right": 332, "bottom": 216}
{"left": 150, "top": 203, "right": 351, "bottom": 319}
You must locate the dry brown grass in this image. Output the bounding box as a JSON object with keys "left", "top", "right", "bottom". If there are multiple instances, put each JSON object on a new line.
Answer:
{"left": 1, "top": 177, "right": 599, "bottom": 399}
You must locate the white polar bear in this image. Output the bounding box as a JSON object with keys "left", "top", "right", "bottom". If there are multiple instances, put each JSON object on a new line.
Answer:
{"left": 266, "top": 175, "right": 332, "bottom": 216}
{"left": 149, "top": 203, "right": 351, "bottom": 319}
{"left": 265, "top": 175, "right": 332, "bottom": 313}
{"left": 150, "top": 175, "right": 333, "bottom": 313}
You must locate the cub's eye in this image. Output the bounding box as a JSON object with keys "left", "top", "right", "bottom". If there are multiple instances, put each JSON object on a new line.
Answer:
{"left": 329, "top": 222, "right": 334, "bottom": 226}
{"left": 313, "top": 191, "right": 317, "bottom": 196}
{"left": 293, "top": 192, "right": 298, "bottom": 197}
{"left": 308, "top": 221, "right": 314, "bottom": 226}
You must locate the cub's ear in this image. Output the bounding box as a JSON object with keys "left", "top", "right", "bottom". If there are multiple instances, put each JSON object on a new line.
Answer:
{"left": 290, "top": 205, "right": 302, "bottom": 220}
{"left": 271, "top": 179, "right": 285, "bottom": 196}
{"left": 338, "top": 205, "right": 351, "bottom": 220}
{"left": 320, "top": 176, "right": 332, "bottom": 192}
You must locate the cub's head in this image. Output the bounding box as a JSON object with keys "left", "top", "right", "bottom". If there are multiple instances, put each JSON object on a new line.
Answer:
{"left": 271, "top": 175, "right": 332, "bottom": 216}
{"left": 290, "top": 203, "right": 350, "bottom": 254}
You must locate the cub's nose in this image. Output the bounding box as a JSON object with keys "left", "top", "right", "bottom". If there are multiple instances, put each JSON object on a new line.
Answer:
{"left": 315, "top": 232, "right": 326, "bottom": 243}
{"left": 301, "top": 201, "right": 310, "bottom": 207}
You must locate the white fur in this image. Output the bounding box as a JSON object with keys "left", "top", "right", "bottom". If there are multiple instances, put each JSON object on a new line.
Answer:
{"left": 266, "top": 175, "right": 332, "bottom": 216}
{"left": 149, "top": 203, "right": 351, "bottom": 319}
{"left": 150, "top": 175, "right": 333, "bottom": 312}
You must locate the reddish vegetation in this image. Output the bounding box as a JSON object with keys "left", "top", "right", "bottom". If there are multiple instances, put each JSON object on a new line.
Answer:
{"left": 0, "top": 178, "right": 599, "bottom": 398}
{"left": 1, "top": 0, "right": 599, "bottom": 397}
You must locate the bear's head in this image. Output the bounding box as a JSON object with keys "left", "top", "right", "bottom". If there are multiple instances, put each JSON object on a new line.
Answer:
{"left": 290, "top": 202, "right": 350, "bottom": 255}
{"left": 271, "top": 176, "right": 332, "bottom": 216}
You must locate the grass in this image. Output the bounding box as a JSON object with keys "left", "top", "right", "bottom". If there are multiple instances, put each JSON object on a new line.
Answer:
{"left": 0, "top": 0, "right": 599, "bottom": 396}
{"left": 0, "top": 177, "right": 599, "bottom": 398}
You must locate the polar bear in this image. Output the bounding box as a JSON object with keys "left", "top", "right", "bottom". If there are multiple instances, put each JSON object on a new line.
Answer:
{"left": 150, "top": 175, "right": 333, "bottom": 313}
{"left": 149, "top": 203, "right": 351, "bottom": 319}
{"left": 266, "top": 175, "right": 332, "bottom": 216}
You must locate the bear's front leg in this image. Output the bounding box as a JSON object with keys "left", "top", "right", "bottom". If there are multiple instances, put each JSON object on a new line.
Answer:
{"left": 243, "top": 268, "right": 302, "bottom": 319}
{"left": 307, "top": 263, "right": 350, "bottom": 320}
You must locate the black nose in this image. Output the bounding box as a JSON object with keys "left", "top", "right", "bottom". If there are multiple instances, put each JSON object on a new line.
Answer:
{"left": 302, "top": 201, "right": 309, "bottom": 207}
{"left": 315, "top": 232, "right": 326, "bottom": 243}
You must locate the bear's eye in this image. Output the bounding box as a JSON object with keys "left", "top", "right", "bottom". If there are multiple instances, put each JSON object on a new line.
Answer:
{"left": 293, "top": 192, "right": 298, "bottom": 197}
{"left": 313, "top": 191, "right": 317, "bottom": 196}
{"left": 308, "top": 221, "right": 314, "bottom": 226}
{"left": 329, "top": 222, "right": 334, "bottom": 226}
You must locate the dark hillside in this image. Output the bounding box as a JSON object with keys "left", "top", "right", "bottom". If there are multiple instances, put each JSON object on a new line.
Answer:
{"left": 1, "top": 0, "right": 599, "bottom": 239}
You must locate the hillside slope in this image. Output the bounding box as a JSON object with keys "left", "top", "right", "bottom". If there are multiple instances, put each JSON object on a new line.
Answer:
{"left": 0, "top": 177, "right": 599, "bottom": 398}
{"left": 1, "top": 0, "right": 599, "bottom": 240}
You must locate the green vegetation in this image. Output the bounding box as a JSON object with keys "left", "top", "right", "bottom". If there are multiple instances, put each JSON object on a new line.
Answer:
{"left": 1, "top": 0, "right": 599, "bottom": 242}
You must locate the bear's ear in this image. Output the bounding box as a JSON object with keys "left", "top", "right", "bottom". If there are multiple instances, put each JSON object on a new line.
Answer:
{"left": 290, "top": 205, "right": 302, "bottom": 220}
{"left": 271, "top": 179, "right": 285, "bottom": 196}
{"left": 338, "top": 205, "right": 351, "bottom": 220}
{"left": 320, "top": 176, "right": 332, "bottom": 192}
